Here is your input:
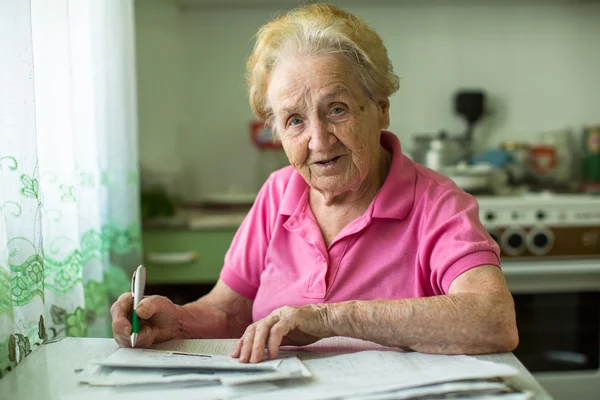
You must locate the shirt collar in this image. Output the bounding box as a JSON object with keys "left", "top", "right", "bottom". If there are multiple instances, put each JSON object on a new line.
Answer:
{"left": 371, "top": 131, "right": 416, "bottom": 220}
{"left": 278, "top": 130, "right": 416, "bottom": 220}
{"left": 279, "top": 171, "right": 309, "bottom": 216}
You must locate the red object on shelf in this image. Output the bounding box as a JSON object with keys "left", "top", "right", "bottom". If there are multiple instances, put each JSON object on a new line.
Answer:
{"left": 249, "top": 121, "right": 282, "bottom": 150}
{"left": 527, "top": 145, "right": 557, "bottom": 175}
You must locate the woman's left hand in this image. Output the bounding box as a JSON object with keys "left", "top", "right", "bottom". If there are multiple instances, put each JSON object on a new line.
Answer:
{"left": 232, "top": 304, "right": 332, "bottom": 363}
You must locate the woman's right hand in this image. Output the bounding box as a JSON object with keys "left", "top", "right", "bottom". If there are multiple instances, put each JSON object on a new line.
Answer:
{"left": 110, "top": 293, "right": 180, "bottom": 348}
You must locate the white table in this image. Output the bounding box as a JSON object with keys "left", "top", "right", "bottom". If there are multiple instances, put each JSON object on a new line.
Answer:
{"left": 0, "top": 337, "right": 552, "bottom": 399}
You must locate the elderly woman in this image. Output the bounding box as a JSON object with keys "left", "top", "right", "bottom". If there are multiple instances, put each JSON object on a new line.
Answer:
{"left": 111, "top": 4, "right": 518, "bottom": 363}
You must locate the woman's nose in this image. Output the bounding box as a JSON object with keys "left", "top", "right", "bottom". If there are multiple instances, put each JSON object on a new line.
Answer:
{"left": 308, "top": 120, "right": 336, "bottom": 152}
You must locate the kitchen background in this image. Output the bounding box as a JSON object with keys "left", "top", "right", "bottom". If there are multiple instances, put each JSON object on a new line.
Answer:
{"left": 133, "top": 1, "right": 600, "bottom": 399}
{"left": 136, "top": 0, "right": 600, "bottom": 200}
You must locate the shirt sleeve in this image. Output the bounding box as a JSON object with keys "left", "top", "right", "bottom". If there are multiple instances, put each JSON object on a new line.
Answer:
{"left": 418, "top": 187, "right": 501, "bottom": 295}
{"left": 219, "top": 175, "right": 279, "bottom": 300}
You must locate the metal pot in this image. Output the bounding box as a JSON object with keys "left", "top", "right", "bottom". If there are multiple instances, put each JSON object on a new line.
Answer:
{"left": 411, "top": 130, "right": 469, "bottom": 172}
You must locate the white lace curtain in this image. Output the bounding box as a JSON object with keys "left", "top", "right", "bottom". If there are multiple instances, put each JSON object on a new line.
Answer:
{"left": 0, "top": 0, "right": 141, "bottom": 376}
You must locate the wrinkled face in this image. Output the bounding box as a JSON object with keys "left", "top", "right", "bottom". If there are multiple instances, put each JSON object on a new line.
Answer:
{"left": 267, "top": 54, "right": 390, "bottom": 197}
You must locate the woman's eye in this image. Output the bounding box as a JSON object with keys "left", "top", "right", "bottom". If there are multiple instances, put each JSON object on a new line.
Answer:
{"left": 288, "top": 118, "right": 302, "bottom": 127}
{"left": 331, "top": 106, "right": 345, "bottom": 115}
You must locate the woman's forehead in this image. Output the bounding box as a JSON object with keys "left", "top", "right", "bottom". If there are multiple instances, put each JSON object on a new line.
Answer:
{"left": 271, "top": 54, "right": 352, "bottom": 88}
{"left": 276, "top": 85, "right": 352, "bottom": 111}
{"left": 268, "top": 55, "right": 361, "bottom": 110}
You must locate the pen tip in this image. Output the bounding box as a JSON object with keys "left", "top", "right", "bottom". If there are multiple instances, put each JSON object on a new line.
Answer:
{"left": 130, "top": 333, "right": 137, "bottom": 348}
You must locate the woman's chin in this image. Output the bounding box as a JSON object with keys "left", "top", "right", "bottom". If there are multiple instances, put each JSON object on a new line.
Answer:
{"left": 310, "top": 178, "right": 357, "bottom": 202}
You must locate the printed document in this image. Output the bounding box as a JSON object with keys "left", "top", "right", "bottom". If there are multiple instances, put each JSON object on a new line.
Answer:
{"left": 80, "top": 355, "right": 311, "bottom": 386}
{"left": 96, "top": 348, "right": 281, "bottom": 371}
{"left": 343, "top": 380, "right": 531, "bottom": 400}
{"left": 61, "top": 382, "right": 277, "bottom": 400}
{"left": 235, "top": 350, "right": 520, "bottom": 400}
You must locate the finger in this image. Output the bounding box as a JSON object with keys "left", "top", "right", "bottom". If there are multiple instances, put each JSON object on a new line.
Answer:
{"left": 267, "top": 321, "right": 289, "bottom": 360}
{"left": 232, "top": 338, "right": 243, "bottom": 358}
{"left": 110, "top": 292, "right": 133, "bottom": 320}
{"left": 112, "top": 314, "right": 132, "bottom": 335}
{"left": 239, "top": 327, "right": 256, "bottom": 363}
{"left": 134, "top": 297, "right": 157, "bottom": 320}
{"left": 111, "top": 293, "right": 133, "bottom": 344}
{"left": 112, "top": 319, "right": 132, "bottom": 347}
{"left": 110, "top": 294, "right": 132, "bottom": 328}
{"left": 132, "top": 324, "right": 157, "bottom": 349}
{"left": 251, "top": 316, "right": 279, "bottom": 363}
{"left": 113, "top": 331, "right": 131, "bottom": 348}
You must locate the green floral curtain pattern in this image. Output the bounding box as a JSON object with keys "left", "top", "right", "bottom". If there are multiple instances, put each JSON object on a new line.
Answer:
{"left": 0, "top": 0, "right": 140, "bottom": 377}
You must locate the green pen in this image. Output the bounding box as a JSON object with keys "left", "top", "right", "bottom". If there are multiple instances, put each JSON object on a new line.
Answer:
{"left": 130, "top": 265, "right": 146, "bottom": 347}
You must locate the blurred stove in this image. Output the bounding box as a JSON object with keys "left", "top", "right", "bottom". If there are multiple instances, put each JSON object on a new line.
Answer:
{"left": 476, "top": 192, "right": 600, "bottom": 260}
{"left": 477, "top": 193, "right": 600, "bottom": 399}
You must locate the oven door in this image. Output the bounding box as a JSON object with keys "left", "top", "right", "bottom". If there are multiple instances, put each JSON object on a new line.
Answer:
{"left": 503, "top": 259, "right": 600, "bottom": 400}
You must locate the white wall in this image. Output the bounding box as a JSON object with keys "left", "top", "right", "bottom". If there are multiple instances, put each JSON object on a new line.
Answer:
{"left": 135, "top": 0, "right": 600, "bottom": 200}
{"left": 135, "top": 0, "right": 187, "bottom": 194}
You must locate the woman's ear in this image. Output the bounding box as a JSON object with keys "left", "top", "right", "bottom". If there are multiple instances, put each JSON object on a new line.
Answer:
{"left": 378, "top": 99, "right": 390, "bottom": 129}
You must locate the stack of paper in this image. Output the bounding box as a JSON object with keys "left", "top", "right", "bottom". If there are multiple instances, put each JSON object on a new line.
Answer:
{"left": 79, "top": 348, "right": 312, "bottom": 386}
{"left": 71, "top": 348, "right": 532, "bottom": 400}
{"left": 232, "top": 351, "right": 532, "bottom": 400}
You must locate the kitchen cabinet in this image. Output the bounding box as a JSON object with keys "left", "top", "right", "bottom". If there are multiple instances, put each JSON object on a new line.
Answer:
{"left": 142, "top": 228, "right": 236, "bottom": 285}
{"left": 142, "top": 227, "right": 238, "bottom": 304}
{"left": 140, "top": 208, "right": 247, "bottom": 303}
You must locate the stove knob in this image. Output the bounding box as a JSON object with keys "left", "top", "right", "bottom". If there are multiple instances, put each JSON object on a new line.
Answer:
{"left": 536, "top": 210, "right": 546, "bottom": 221}
{"left": 501, "top": 229, "right": 527, "bottom": 256}
{"left": 526, "top": 227, "right": 555, "bottom": 256}
{"left": 484, "top": 211, "right": 496, "bottom": 222}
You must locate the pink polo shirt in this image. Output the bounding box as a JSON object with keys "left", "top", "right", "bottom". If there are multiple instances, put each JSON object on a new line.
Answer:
{"left": 220, "top": 131, "right": 500, "bottom": 321}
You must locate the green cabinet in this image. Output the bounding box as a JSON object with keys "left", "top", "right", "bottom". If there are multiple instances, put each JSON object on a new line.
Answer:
{"left": 142, "top": 229, "right": 237, "bottom": 285}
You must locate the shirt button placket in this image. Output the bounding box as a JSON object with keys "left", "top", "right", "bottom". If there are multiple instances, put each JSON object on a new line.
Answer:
{"left": 305, "top": 251, "right": 328, "bottom": 298}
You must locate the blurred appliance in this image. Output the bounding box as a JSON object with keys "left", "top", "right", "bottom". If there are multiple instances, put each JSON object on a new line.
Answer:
{"left": 478, "top": 193, "right": 600, "bottom": 399}
{"left": 416, "top": 130, "right": 468, "bottom": 172}
{"left": 454, "top": 90, "right": 486, "bottom": 157}
{"left": 478, "top": 193, "right": 600, "bottom": 260}
{"left": 501, "top": 141, "right": 530, "bottom": 186}
{"left": 410, "top": 90, "right": 486, "bottom": 170}
{"left": 440, "top": 162, "right": 505, "bottom": 195}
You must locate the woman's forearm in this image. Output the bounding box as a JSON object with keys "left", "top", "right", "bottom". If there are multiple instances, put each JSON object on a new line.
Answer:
{"left": 172, "top": 280, "right": 254, "bottom": 340}
{"left": 323, "top": 293, "right": 518, "bottom": 354}
{"left": 175, "top": 298, "right": 251, "bottom": 340}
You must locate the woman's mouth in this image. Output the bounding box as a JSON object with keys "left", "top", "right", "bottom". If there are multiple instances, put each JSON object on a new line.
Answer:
{"left": 315, "top": 155, "right": 341, "bottom": 166}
